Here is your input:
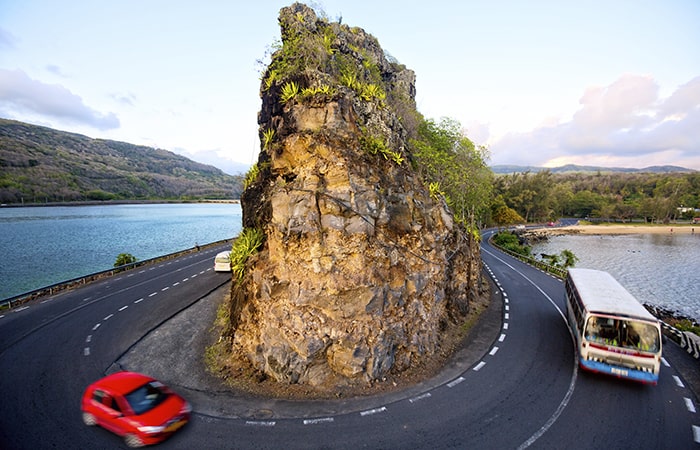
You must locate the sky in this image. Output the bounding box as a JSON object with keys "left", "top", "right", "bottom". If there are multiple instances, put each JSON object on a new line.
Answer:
{"left": 1, "top": 0, "right": 699, "bottom": 174}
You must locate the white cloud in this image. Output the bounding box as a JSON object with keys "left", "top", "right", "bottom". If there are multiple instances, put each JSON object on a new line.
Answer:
{"left": 491, "top": 74, "right": 700, "bottom": 169}
{"left": 0, "top": 68, "right": 119, "bottom": 130}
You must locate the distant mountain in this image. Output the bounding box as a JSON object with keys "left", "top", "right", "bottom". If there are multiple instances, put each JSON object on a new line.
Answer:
{"left": 490, "top": 164, "right": 696, "bottom": 175}
{"left": 0, "top": 119, "right": 245, "bottom": 204}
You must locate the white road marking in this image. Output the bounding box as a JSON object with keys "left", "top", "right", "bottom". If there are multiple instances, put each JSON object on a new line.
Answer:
{"left": 191, "top": 274, "right": 198, "bottom": 278}
{"left": 245, "top": 421, "right": 276, "bottom": 427}
{"left": 161, "top": 287, "right": 169, "bottom": 292}
{"left": 172, "top": 282, "right": 180, "bottom": 287}
{"left": 360, "top": 406, "right": 387, "bottom": 416}
{"left": 684, "top": 397, "right": 696, "bottom": 413}
{"left": 499, "top": 333, "right": 506, "bottom": 342}
{"left": 661, "top": 357, "right": 670, "bottom": 367}
{"left": 673, "top": 375, "right": 685, "bottom": 388}
{"left": 86, "top": 335, "right": 92, "bottom": 343}
{"left": 0, "top": 315, "right": 4, "bottom": 319}
{"left": 505, "top": 305, "right": 510, "bottom": 311}
{"left": 148, "top": 292, "right": 157, "bottom": 297}
{"left": 14, "top": 306, "right": 29, "bottom": 313}
{"left": 118, "top": 305, "right": 128, "bottom": 312}
{"left": 409, "top": 393, "right": 431, "bottom": 403}
{"left": 473, "top": 361, "right": 486, "bottom": 371}
{"left": 182, "top": 277, "right": 189, "bottom": 282}
{"left": 83, "top": 347, "right": 90, "bottom": 356}
{"left": 303, "top": 417, "right": 334, "bottom": 425}
{"left": 447, "top": 377, "right": 465, "bottom": 388}
{"left": 505, "top": 313, "right": 510, "bottom": 320}
{"left": 92, "top": 323, "right": 101, "bottom": 331}
{"left": 103, "top": 314, "right": 113, "bottom": 321}
{"left": 134, "top": 298, "right": 144, "bottom": 304}
{"left": 503, "top": 323, "right": 509, "bottom": 330}
{"left": 694, "top": 425, "right": 700, "bottom": 444}
{"left": 489, "top": 346, "right": 499, "bottom": 356}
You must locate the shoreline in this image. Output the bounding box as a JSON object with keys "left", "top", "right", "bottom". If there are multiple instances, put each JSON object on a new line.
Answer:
{"left": 540, "top": 224, "right": 698, "bottom": 235}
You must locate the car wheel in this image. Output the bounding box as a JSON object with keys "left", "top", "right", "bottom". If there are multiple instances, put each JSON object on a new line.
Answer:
{"left": 82, "top": 412, "right": 97, "bottom": 426}
{"left": 124, "top": 434, "right": 144, "bottom": 448}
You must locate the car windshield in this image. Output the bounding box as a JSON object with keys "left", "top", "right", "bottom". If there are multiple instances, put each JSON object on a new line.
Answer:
{"left": 124, "top": 381, "right": 170, "bottom": 415}
{"left": 584, "top": 315, "right": 660, "bottom": 353}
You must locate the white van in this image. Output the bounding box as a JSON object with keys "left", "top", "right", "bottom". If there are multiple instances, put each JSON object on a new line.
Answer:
{"left": 214, "top": 250, "right": 231, "bottom": 272}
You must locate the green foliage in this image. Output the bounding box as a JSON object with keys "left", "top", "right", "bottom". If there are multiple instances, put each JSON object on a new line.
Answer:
{"left": 262, "top": 129, "right": 275, "bottom": 150}
{"left": 280, "top": 81, "right": 300, "bottom": 104}
{"left": 360, "top": 131, "right": 404, "bottom": 165}
{"left": 230, "top": 228, "right": 265, "bottom": 282}
{"left": 244, "top": 163, "right": 259, "bottom": 189}
{"left": 492, "top": 231, "right": 531, "bottom": 256}
{"left": 410, "top": 117, "right": 493, "bottom": 227}
{"left": 114, "top": 253, "right": 137, "bottom": 267}
{"left": 674, "top": 319, "right": 700, "bottom": 336}
{"left": 301, "top": 84, "right": 337, "bottom": 98}
{"left": 429, "top": 182, "right": 445, "bottom": 201}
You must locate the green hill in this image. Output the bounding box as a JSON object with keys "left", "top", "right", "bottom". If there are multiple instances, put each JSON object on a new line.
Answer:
{"left": 0, "top": 118, "right": 244, "bottom": 203}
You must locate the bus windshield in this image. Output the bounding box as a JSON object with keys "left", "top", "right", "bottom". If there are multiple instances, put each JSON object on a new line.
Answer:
{"left": 584, "top": 315, "right": 660, "bottom": 353}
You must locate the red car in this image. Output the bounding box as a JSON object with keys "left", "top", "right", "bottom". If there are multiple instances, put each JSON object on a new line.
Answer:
{"left": 81, "top": 371, "right": 191, "bottom": 447}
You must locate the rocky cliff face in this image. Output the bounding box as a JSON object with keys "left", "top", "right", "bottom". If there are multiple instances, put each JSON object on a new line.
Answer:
{"left": 228, "top": 3, "right": 479, "bottom": 386}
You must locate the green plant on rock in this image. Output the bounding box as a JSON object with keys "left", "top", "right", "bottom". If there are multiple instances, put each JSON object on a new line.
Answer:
{"left": 230, "top": 228, "right": 265, "bottom": 282}
{"left": 264, "top": 69, "right": 280, "bottom": 91}
{"left": 301, "top": 84, "right": 337, "bottom": 99}
{"left": 359, "top": 83, "right": 386, "bottom": 102}
{"left": 244, "top": 164, "right": 259, "bottom": 189}
{"left": 360, "top": 131, "right": 404, "bottom": 165}
{"left": 280, "top": 81, "right": 300, "bottom": 104}
{"left": 429, "top": 182, "right": 445, "bottom": 201}
{"left": 262, "top": 128, "right": 275, "bottom": 150}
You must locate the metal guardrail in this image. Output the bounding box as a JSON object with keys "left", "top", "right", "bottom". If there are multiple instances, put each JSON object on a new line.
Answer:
{"left": 0, "top": 238, "right": 232, "bottom": 310}
{"left": 488, "top": 236, "right": 567, "bottom": 279}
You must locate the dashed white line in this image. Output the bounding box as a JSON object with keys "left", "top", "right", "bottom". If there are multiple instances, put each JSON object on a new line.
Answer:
{"left": 172, "top": 282, "right": 180, "bottom": 287}
{"left": 499, "top": 333, "right": 506, "bottom": 342}
{"left": 473, "top": 361, "right": 486, "bottom": 371}
{"left": 245, "top": 421, "right": 276, "bottom": 427}
{"left": 182, "top": 277, "right": 189, "bottom": 282}
{"left": 103, "top": 314, "right": 113, "bottom": 321}
{"left": 134, "top": 298, "right": 144, "bottom": 304}
{"left": 138, "top": 270, "right": 146, "bottom": 274}
{"left": 92, "top": 323, "right": 101, "bottom": 331}
{"left": 447, "top": 376, "right": 465, "bottom": 388}
{"left": 0, "top": 314, "right": 4, "bottom": 319}
{"left": 148, "top": 292, "right": 157, "bottom": 297}
{"left": 161, "top": 287, "right": 169, "bottom": 292}
{"left": 86, "top": 335, "right": 92, "bottom": 343}
{"left": 15, "top": 306, "right": 29, "bottom": 313}
{"left": 360, "top": 406, "right": 387, "bottom": 416}
{"left": 661, "top": 357, "right": 670, "bottom": 368}
{"left": 505, "top": 313, "right": 510, "bottom": 320}
{"left": 489, "top": 346, "right": 499, "bottom": 356}
{"left": 303, "top": 417, "right": 334, "bottom": 425}
{"left": 673, "top": 375, "right": 685, "bottom": 388}
{"left": 694, "top": 425, "right": 700, "bottom": 444}
{"left": 409, "top": 393, "right": 431, "bottom": 403}
{"left": 684, "top": 397, "right": 696, "bottom": 413}
{"left": 503, "top": 323, "right": 509, "bottom": 330}
{"left": 505, "top": 305, "right": 510, "bottom": 311}
{"left": 118, "top": 305, "right": 128, "bottom": 312}
{"left": 83, "top": 347, "right": 90, "bottom": 356}
{"left": 191, "top": 274, "right": 198, "bottom": 278}
{"left": 199, "top": 270, "right": 206, "bottom": 274}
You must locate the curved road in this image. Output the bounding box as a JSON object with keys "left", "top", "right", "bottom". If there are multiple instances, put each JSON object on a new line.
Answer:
{"left": 0, "top": 237, "right": 697, "bottom": 448}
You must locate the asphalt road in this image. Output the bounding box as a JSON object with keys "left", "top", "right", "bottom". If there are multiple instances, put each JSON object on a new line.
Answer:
{"left": 0, "top": 236, "right": 698, "bottom": 449}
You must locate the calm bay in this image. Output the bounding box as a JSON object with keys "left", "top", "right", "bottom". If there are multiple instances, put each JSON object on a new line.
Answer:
{"left": 531, "top": 233, "right": 700, "bottom": 322}
{"left": 0, "top": 203, "right": 242, "bottom": 300}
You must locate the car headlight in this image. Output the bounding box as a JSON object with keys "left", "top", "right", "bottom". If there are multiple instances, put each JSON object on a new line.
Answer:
{"left": 138, "top": 425, "right": 165, "bottom": 434}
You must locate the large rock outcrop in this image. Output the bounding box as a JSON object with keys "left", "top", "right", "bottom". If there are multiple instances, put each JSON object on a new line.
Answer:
{"left": 228, "top": 3, "right": 479, "bottom": 386}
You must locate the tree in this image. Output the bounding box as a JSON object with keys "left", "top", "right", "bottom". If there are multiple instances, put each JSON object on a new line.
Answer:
{"left": 114, "top": 253, "right": 137, "bottom": 267}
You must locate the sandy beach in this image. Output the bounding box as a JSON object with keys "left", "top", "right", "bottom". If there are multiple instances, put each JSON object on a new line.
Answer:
{"left": 541, "top": 224, "right": 698, "bottom": 235}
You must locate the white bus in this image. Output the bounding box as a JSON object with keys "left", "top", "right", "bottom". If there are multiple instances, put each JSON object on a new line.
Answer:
{"left": 565, "top": 268, "right": 662, "bottom": 385}
{"left": 213, "top": 250, "right": 231, "bottom": 272}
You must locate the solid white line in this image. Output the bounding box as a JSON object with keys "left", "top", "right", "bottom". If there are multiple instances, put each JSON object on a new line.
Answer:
{"left": 693, "top": 425, "right": 700, "bottom": 443}
{"left": 673, "top": 375, "right": 685, "bottom": 388}
{"left": 303, "top": 417, "right": 334, "bottom": 425}
{"left": 473, "top": 361, "right": 486, "bottom": 371}
{"left": 684, "top": 397, "right": 696, "bottom": 413}
{"left": 409, "top": 393, "right": 431, "bottom": 403}
{"left": 360, "top": 406, "right": 387, "bottom": 416}
{"left": 118, "top": 305, "right": 128, "bottom": 312}
{"left": 92, "top": 323, "right": 101, "bottom": 331}
{"left": 245, "top": 421, "right": 276, "bottom": 427}
{"left": 103, "top": 314, "right": 113, "bottom": 321}
{"left": 489, "top": 346, "right": 499, "bottom": 356}
{"left": 83, "top": 347, "right": 90, "bottom": 356}
{"left": 499, "top": 333, "right": 506, "bottom": 342}
{"left": 447, "top": 376, "right": 465, "bottom": 388}
{"left": 661, "top": 357, "right": 670, "bottom": 367}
